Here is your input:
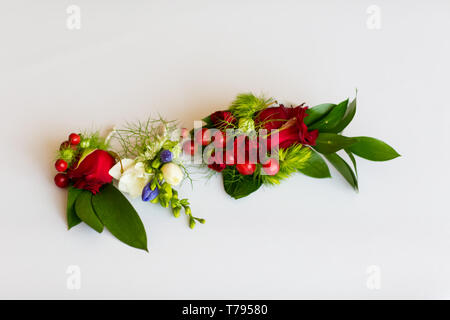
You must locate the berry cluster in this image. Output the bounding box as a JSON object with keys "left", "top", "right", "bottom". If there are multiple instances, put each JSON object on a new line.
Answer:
{"left": 53, "top": 133, "right": 80, "bottom": 188}
{"left": 183, "top": 127, "right": 280, "bottom": 176}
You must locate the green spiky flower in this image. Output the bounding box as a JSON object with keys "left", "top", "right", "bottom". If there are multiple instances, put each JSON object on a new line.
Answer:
{"left": 260, "top": 144, "right": 312, "bottom": 185}
{"left": 228, "top": 93, "right": 274, "bottom": 118}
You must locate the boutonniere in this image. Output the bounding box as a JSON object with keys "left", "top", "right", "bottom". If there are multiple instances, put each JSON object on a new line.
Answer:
{"left": 188, "top": 93, "right": 399, "bottom": 199}
{"left": 53, "top": 119, "right": 203, "bottom": 251}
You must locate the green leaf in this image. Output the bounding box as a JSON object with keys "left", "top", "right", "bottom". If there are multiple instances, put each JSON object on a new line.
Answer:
{"left": 349, "top": 137, "right": 400, "bottom": 161}
{"left": 314, "top": 133, "right": 358, "bottom": 154}
{"left": 67, "top": 186, "right": 83, "bottom": 229}
{"left": 74, "top": 191, "right": 104, "bottom": 233}
{"left": 304, "top": 103, "right": 336, "bottom": 125}
{"left": 324, "top": 153, "right": 358, "bottom": 190}
{"left": 309, "top": 99, "right": 348, "bottom": 132}
{"left": 332, "top": 97, "right": 357, "bottom": 133}
{"left": 92, "top": 184, "right": 148, "bottom": 251}
{"left": 222, "top": 166, "right": 262, "bottom": 199}
{"left": 298, "top": 149, "right": 331, "bottom": 178}
{"left": 345, "top": 148, "right": 358, "bottom": 177}
{"left": 202, "top": 115, "right": 214, "bottom": 128}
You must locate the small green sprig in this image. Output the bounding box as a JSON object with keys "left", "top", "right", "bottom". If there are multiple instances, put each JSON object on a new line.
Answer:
{"left": 169, "top": 191, "right": 205, "bottom": 228}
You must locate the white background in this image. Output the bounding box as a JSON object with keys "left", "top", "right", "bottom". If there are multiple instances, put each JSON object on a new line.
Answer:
{"left": 1, "top": 0, "right": 449, "bottom": 299}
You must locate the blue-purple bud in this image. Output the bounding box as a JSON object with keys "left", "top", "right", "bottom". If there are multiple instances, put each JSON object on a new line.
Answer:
{"left": 160, "top": 149, "right": 173, "bottom": 163}
{"left": 142, "top": 181, "right": 159, "bottom": 202}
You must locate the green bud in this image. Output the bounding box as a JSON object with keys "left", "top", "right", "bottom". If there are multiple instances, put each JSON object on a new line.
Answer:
{"left": 171, "top": 199, "right": 180, "bottom": 208}
{"left": 162, "top": 183, "right": 172, "bottom": 198}
{"left": 195, "top": 218, "right": 206, "bottom": 224}
{"left": 60, "top": 149, "right": 75, "bottom": 162}
{"left": 238, "top": 118, "right": 255, "bottom": 133}
{"left": 180, "top": 199, "right": 189, "bottom": 207}
{"left": 185, "top": 206, "right": 192, "bottom": 216}
{"left": 150, "top": 195, "right": 159, "bottom": 204}
{"left": 145, "top": 166, "right": 154, "bottom": 174}
{"left": 151, "top": 158, "right": 161, "bottom": 169}
{"left": 157, "top": 172, "right": 164, "bottom": 181}
{"left": 80, "top": 140, "right": 90, "bottom": 149}
{"left": 172, "top": 190, "right": 178, "bottom": 200}
{"left": 160, "top": 197, "right": 169, "bottom": 208}
{"left": 150, "top": 179, "right": 157, "bottom": 190}
{"left": 172, "top": 206, "right": 181, "bottom": 218}
{"left": 189, "top": 218, "right": 196, "bottom": 229}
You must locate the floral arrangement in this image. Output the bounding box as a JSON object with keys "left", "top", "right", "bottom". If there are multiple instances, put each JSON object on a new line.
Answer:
{"left": 53, "top": 119, "right": 203, "bottom": 251}
{"left": 52, "top": 92, "right": 399, "bottom": 251}
{"left": 188, "top": 93, "right": 400, "bottom": 199}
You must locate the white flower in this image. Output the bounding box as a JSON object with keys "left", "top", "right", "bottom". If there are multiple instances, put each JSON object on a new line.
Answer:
{"left": 161, "top": 163, "right": 183, "bottom": 186}
{"left": 109, "top": 159, "right": 151, "bottom": 198}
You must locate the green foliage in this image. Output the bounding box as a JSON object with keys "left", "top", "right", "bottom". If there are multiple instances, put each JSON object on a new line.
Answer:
{"left": 92, "top": 184, "right": 148, "bottom": 251}
{"left": 222, "top": 166, "right": 263, "bottom": 199}
{"left": 57, "top": 148, "right": 76, "bottom": 165}
{"left": 112, "top": 117, "right": 178, "bottom": 161}
{"left": 67, "top": 186, "right": 83, "bottom": 229}
{"left": 74, "top": 191, "right": 104, "bottom": 233}
{"left": 314, "top": 133, "right": 358, "bottom": 154}
{"left": 332, "top": 97, "right": 357, "bottom": 133}
{"left": 298, "top": 149, "right": 331, "bottom": 178}
{"left": 304, "top": 103, "right": 336, "bottom": 126}
{"left": 324, "top": 153, "right": 358, "bottom": 190}
{"left": 261, "top": 144, "right": 311, "bottom": 185}
{"left": 309, "top": 99, "right": 348, "bottom": 132}
{"left": 349, "top": 137, "right": 400, "bottom": 161}
{"left": 79, "top": 132, "right": 109, "bottom": 151}
{"left": 228, "top": 93, "right": 274, "bottom": 118}
{"left": 345, "top": 148, "right": 358, "bottom": 177}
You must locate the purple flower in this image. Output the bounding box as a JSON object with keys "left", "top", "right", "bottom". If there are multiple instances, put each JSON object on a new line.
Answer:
{"left": 160, "top": 149, "right": 173, "bottom": 163}
{"left": 142, "top": 181, "right": 159, "bottom": 201}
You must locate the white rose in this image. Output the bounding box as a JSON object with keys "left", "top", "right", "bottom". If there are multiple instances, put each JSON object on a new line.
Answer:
{"left": 109, "top": 159, "right": 151, "bottom": 198}
{"left": 161, "top": 163, "right": 183, "bottom": 186}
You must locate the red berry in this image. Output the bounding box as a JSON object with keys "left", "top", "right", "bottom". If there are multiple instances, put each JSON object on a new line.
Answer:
{"left": 236, "top": 162, "right": 256, "bottom": 175}
{"left": 182, "top": 140, "right": 197, "bottom": 155}
{"left": 60, "top": 141, "right": 70, "bottom": 150}
{"left": 69, "top": 133, "right": 81, "bottom": 145}
{"left": 212, "top": 131, "right": 226, "bottom": 148}
{"left": 55, "top": 159, "right": 68, "bottom": 172}
{"left": 262, "top": 158, "right": 280, "bottom": 176}
{"left": 195, "top": 128, "right": 211, "bottom": 146}
{"left": 223, "top": 150, "right": 235, "bottom": 165}
{"left": 54, "top": 173, "right": 69, "bottom": 188}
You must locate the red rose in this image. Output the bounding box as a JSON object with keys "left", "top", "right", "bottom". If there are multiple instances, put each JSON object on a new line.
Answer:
{"left": 210, "top": 111, "right": 236, "bottom": 129}
{"left": 255, "top": 104, "right": 318, "bottom": 148}
{"left": 67, "top": 149, "right": 116, "bottom": 194}
{"left": 255, "top": 105, "right": 292, "bottom": 130}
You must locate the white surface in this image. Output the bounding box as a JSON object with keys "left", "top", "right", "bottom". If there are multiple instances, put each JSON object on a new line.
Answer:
{"left": 1, "top": 0, "right": 449, "bottom": 299}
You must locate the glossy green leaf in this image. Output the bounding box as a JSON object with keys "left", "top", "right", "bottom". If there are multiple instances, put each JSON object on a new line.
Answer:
{"left": 92, "top": 184, "right": 148, "bottom": 251}
{"left": 67, "top": 186, "right": 83, "bottom": 229}
{"left": 298, "top": 149, "right": 331, "bottom": 178}
{"left": 75, "top": 191, "right": 104, "bottom": 233}
{"left": 324, "top": 153, "right": 358, "bottom": 190}
{"left": 309, "top": 99, "right": 348, "bottom": 132}
{"left": 332, "top": 97, "right": 357, "bottom": 133}
{"left": 202, "top": 115, "right": 215, "bottom": 128}
{"left": 345, "top": 148, "right": 358, "bottom": 177}
{"left": 222, "top": 166, "right": 262, "bottom": 199}
{"left": 349, "top": 137, "right": 400, "bottom": 161}
{"left": 304, "top": 103, "right": 336, "bottom": 125}
{"left": 314, "top": 133, "right": 358, "bottom": 154}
